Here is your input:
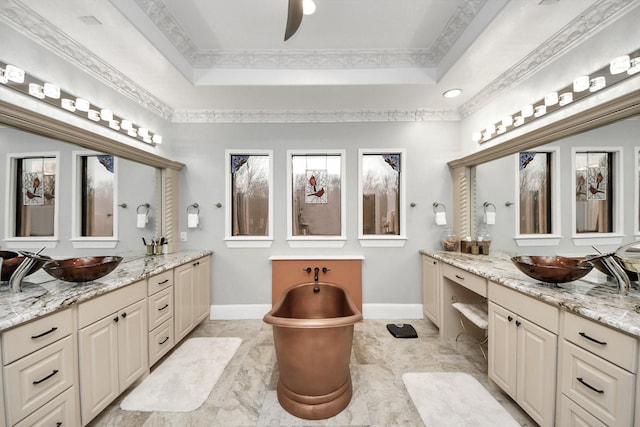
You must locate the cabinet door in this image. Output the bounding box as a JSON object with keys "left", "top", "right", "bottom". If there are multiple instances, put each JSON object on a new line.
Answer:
{"left": 118, "top": 299, "right": 148, "bottom": 392}
{"left": 194, "top": 256, "right": 211, "bottom": 324}
{"left": 517, "top": 317, "right": 557, "bottom": 427}
{"left": 174, "top": 262, "right": 196, "bottom": 343}
{"left": 421, "top": 256, "right": 440, "bottom": 327}
{"left": 488, "top": 302, "right": 517, "bottom": 398}
{"left": 78, "top": 315, "right": 119, "bottom": 424}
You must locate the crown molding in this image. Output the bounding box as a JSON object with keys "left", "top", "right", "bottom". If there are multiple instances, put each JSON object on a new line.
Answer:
{"left": 0, "top": 0, "right": 174, "bottom": 120}
{"left": 171, "top": 108, "right": 461, "bottom": 123}
{"left": 459, "top": 0, "right": 640, "bottom": 118}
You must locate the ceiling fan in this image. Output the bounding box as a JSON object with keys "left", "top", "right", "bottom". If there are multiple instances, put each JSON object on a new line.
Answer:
{"left": 284, "top": 0, "right": 315, "bottom": 41}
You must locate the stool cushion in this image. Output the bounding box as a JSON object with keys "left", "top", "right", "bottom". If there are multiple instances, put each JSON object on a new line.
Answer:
{"left": 452, "top": 302, "right": 488, "bottom": 330}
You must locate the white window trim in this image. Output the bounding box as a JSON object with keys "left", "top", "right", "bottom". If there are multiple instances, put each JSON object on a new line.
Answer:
{"left": 358, "top": 148, "right": 407, "bottom": 247}
{"left": 224, "top": 149, "right": 273, "bottom": 248}
{"left": 287, "top": 149, "right": 346, "bottom": 248}
{"left": 635, "top": 146, "right": 640, "bottom": 237}
{"left": 70, "top": 151, "right": 119, "bottom": 249}
{"left": 570, "top": 146, "right": 624, "bottom": 247}
{"left": 3, "top": 151, "right": 60, "bottom": 249}
{"left": 514, "top": 147, "right": 561, "bottom": 247}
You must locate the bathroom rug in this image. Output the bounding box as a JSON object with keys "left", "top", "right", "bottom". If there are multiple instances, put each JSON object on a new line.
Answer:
{"left": 402, "top": 372, "right": 520, "bottom": 427}
{"left": 120, "top": 336, "right": 242, "bottom": 412}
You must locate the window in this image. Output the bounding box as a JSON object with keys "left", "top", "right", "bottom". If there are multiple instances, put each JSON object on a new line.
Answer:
{"left": 225, "top": 150, "right": 273, "bottom": 248}
{"left": 71, "top": 152, "right": 118, "bottom": 248}
{"left": 571, "top": 148, "right": 623, "bottom": 246}
{"left": 4, "top": 153, "right": 59, "bottom": 248}
{"left": 358, "top": 149, "right": 406, "bottom": 247}
{"left": 287, "top": 150, "right": 345, "bottom": 247}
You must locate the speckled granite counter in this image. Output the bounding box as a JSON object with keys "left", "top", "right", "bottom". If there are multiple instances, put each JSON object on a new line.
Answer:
{"left": 0, "top": 250, "right": 212, "bottom": 332}
{"left": 421, "top": 249, "right": 640, "bottom": 338}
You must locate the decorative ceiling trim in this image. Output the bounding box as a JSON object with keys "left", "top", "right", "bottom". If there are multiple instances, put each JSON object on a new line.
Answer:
{"left": 0, "top": 0, "right": 174, "bottom": 120}
{"left": 459, "top": 0, "right": 640, "bottom": 118}
{"left": 136, "top": 0, "right": 486, "bottom": 70}
{"left": 171, "top": 108, "right": 461, "bottom": 124}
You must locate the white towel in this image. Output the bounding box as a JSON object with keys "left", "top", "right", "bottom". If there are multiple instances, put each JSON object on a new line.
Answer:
{"left": 187, "top": 213, "right": 199, "bottom": 228}
{"left": 136, "top": 213, "right": 147, "bottom": 228}
{"left": 484, "top": 212, "right": 496, "bottom": 225}
{"left": 434, "top": 211, "right": 447, "bottom": 226}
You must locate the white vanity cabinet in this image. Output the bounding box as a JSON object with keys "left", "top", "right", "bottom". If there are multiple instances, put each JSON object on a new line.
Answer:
{"left": 1, "top": 308, "right": 78, "bottom": 427}
{"left": 147, "top": 270, "right": 175, "bottom": 366}
{"left": 174, "top": 255, "right": 211, "bottom": 343}
{"left": 558, "top": 311, "right": 637, "bottom": 427}
{"left": 77, "top": 280, "right": 148, "bottom": 425}
{"left": 488, "top": 281, "right": 558, "bottom": 427}
{"left": 421, "top": 255, "right": 441, "bottom": 327}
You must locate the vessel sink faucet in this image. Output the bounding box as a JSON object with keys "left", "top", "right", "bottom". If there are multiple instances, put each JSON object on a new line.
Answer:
{"left": 9, "top": 256, "right": 36, "bottom": 293}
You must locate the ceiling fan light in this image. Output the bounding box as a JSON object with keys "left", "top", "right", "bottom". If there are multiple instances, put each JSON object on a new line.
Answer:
{"left": 443, "top": 88, "right": 462, "bottom": 98}
{"left": 302, "top": 0, "right": 316, "bottom": 15}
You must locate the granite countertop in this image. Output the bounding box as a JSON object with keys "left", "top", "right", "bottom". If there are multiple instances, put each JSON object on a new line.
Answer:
{"left": 421, "top": 249, "right": 640, "bottom": 338}
{"left": 0, "top": 250, "right": 212, "bottom": 333}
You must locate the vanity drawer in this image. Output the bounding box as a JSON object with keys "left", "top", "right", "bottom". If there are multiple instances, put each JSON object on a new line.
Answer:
{"left": 489, "top": 281, "right": 558, "bottom": 334}
{"left": 442, "top": 263, "right": 487, "bottom": 297}
{"left": 149, "top": 318, "right": 174, "bottom": 366}
{"left": 14, "top": 386, "right": 77, "bottom": 427}
{"left": 2, "top": 308, "right": 72, "bottom": 365}
{"left": 561, "top": 340, "right": 634, "bottom": 427}
{"left": 78, "top": 280, "right": 146, "bottom": 328}
{"left": 148, "top": 286, "right": 173, "bottom": 331}
{"left": 148, "top": 270, "right": 173, "bottom": 296}
{"left": 559, "top": 394, "right": 607, "bottom": 427}
{"left": 4, "top": 336, "right": 74, "bottom": 426}
{"left": 563, "top": 311, "right": 637, "bottom": 372}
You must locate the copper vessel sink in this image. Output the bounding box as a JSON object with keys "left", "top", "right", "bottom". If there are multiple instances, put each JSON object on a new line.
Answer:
{"left": 43, "top": 256, "right": 122, "bottom": 282}
{"left": 0, "top": 250, "right": 52, "bottom": 282}
{"left": 586, "top": 254, "right": 638, "bottom": 281}
{"left": 511, "top": 255, "right": 593, "bottom": 283}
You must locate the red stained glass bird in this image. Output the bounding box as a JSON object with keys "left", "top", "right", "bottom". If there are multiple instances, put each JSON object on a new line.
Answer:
{"left": 26, "top": 190, "right": 41, "bottom": 199}
{"left": 308, "top": 175, "right": 317, "bottom": 191}
{"left": 33, "top": 176, "right": 40, "bottom": 192}
{"left": 589, "top": 185, "right": 604, "bottom": 195}
{"left": 307, "top": 187, "right": 325, "bottom": 198}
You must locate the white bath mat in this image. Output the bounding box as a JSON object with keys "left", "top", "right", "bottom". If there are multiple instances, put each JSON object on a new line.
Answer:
{"left": 402, "top": 372, "right": 519, "bottom": 427}
{"left": 120, "top": 337, "right": 242, "bottom": 412}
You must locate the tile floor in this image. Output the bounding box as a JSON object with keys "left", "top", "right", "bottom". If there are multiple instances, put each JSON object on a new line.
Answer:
{"left": 88, "top": 319, "right": 536, "bottom": 426}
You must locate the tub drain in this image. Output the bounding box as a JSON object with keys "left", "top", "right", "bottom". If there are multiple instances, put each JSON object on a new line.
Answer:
{"left": 386, "top": 323, "right": 418, "bottom": 338}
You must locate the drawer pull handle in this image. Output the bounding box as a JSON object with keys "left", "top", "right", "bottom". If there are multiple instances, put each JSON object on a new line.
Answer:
{"left": 158, "top": 304, "right": 169, "bottom": 311}
{"left": 515, "top": 320, "right": 521, "bottom": 327}
{"left": 579, "top": 332, "right": 607, "bottom": 346}
{"left": 577, "top": 377, "right": 604, "bottom": 394}
{"left": 455, "top": 274, "right": 465, "bottom": 280}
{"left": 31, "top": 327, "right": 58, "bottom": 339}
{"left": 113, "top": 316, "right": 119, "bottom": 323}
{"left": 56, "top": 423, "right": 62, "bottom": 427}
{"left": 121, "top": 312, "right": 127, "bottom": 319}
{"left": 33, "top": 369, "right": 59, "bottom": 385}
{"left": 507, "top": 316, "right": 513, "bottom": 322}
{"left": 158, "top": 279, "right": 169, "bottom": 285}
{"left": 159, "top": 336, "right": 169, "bottom": 345}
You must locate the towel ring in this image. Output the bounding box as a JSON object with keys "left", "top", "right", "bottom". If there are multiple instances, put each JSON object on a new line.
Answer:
{"left": 432, "top": 202, "right": 446, "bottom": 214}
{"left": 136, "top": 203, "right": 150, "bottom": 214}
{"left": 483, "top": 202, "right": 496, "bottom": 213}
{"left": 187, "top": 203, "right": 199, "bottom": 214}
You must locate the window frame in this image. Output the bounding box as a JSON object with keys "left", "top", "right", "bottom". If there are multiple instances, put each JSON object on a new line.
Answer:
{"left": 570, "top": 146, "right": 624, "bottom": 246}
{"left": 286, "top": 149, "right": 346, "bottom": 248}
{"left": 358, "top": 148, "right": 407, "bottom": 247}
{"left": 71, "top": 150, "right": 119, "bottom": 249}
{"left": 513, "top": 147, "right": 562, "bottom": 247}
{"left": 224, "top": 149, "right": 274, "bottom": 248}
{"left": 3, "top": 151, "right": 60, "bottom": 249}
{"left": 636, "top": 146, "right": 640, "bottom": 237}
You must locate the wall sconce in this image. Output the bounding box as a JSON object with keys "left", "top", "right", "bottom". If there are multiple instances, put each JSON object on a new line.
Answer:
{"left": 433, "top": 202, "right": 447, "bottom": 226}
{"left": 187, "top": 203, "right": 200, "bottom": 228}
{"left": 483, "top": 202, "right": 496, "bottom": 225}
{"left": 0, "top": 60, "right": 162, "bottom": 146}
{"left": 472, "top": 47, "right": 640, "bottom": 143}
{"left": 136, "top": 203, "right": 150, "bottom": 229}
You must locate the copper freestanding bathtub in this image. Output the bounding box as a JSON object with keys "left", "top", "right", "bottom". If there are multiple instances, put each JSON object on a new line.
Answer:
{"left": 263, "top": 282, "right": 362, "bottom": 420}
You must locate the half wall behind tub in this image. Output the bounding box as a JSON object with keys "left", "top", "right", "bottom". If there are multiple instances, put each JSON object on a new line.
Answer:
{"left": 0, "top": 126, "right": 158, "bottom": 256}
{"left": 172, "top": 120, "right": 460, "bottom": 316}
{"left": 475, "top": 117, "right": 640, "bottom": 255}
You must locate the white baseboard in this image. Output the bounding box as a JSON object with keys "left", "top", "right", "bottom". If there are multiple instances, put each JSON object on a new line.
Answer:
{"left": 210, "top": 304, "right": 423, "bottom": 320}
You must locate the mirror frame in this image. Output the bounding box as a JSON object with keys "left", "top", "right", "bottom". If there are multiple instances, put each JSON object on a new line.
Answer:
{"left": 0, "top": 99, "right": 184, "bottom": 253}
{"left": 447, "top": 89, "right": 640, "bottom": 239}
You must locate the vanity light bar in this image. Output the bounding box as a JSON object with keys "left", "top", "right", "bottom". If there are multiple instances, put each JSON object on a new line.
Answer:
{"left": 473, "top": 47, "right": 640, "bottom": 143}
{"left": 0, "top": 60, "right": 162, "bottom": 146}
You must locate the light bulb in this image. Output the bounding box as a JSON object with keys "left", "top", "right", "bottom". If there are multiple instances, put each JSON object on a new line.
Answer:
{"left": 303, "top": 0, "right": 316, "bottom": 15}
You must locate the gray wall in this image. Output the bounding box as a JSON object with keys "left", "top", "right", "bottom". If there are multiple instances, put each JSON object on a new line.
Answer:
{"left": 169, "top": 121, "right": 459, "bottom": 306}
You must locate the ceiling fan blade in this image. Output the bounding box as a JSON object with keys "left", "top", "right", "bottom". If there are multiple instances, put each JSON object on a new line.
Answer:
{"left": 284, "top": 0, "right": 304, "bottom": 41}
